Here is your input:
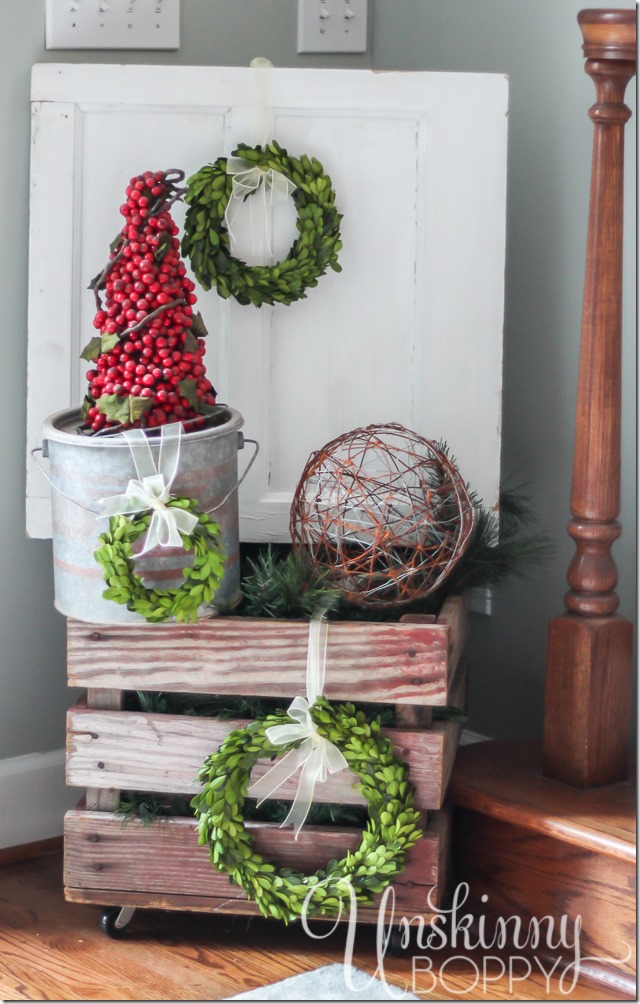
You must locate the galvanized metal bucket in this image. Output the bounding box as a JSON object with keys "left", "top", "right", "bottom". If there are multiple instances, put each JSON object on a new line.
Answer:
{"left": 38, "top": 407, "right": 253, "bottom": 624}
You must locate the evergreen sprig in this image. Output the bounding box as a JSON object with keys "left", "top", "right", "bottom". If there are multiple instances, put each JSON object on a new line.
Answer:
{"left": 135, "top": 689, "right": 288, "bottom": 723}
{"left": 130, "top": 690, "right": 462, "bottom": 729}
{"left": 116, "top": 790, "right": 369, "bottom": 831}
{"left": 445, "top": 489, "right": 554, "bottom": 594}
{"left": 240, "top": 544, "right": 342, "bottom": 620}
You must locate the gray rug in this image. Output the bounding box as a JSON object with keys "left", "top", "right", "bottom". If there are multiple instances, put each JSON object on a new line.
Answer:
{"left": 225, "top": 963, "right": 419, "bottom": 1000}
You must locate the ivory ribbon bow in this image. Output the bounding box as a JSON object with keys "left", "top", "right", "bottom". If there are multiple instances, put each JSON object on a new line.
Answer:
{"left": 224, "top": 158, "right": 297, "bottom": 259}
{"left": 96, "top": 423, "right": 198, "bottom": 555}
{"left": 247, "top": 616, "right": 348, "bottom": 839}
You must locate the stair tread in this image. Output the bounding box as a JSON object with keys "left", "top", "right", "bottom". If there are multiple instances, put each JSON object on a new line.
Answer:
{"left": 451, "top": 739, "right": 636, "bottom": 861}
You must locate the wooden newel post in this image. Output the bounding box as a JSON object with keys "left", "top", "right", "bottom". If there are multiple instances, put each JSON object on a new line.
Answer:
{"left": 543, "top": 9, "right": 636, "bottom": 788}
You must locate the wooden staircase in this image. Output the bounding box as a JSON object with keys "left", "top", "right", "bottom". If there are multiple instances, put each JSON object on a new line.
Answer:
{"left": 451, "top": 10, "right": 636, "bottom": 998}
{"left": 451, "top": 740, "right": 636, "bottom": 996}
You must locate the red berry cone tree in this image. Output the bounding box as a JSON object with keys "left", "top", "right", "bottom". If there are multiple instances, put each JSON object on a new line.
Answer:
{"left": 80, "top": 169, "right": 217, "bottom": 434}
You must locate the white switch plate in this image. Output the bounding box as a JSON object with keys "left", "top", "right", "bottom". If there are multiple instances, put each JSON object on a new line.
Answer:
{"left": 45, "top": 0, "right": 180, "bottom": 50}
{"left": 297, "top": 0, "right": 368, "bottom": 54}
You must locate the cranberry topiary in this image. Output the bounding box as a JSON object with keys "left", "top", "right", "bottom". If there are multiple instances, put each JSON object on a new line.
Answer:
{"left": 80, "top": 169, "right": 217, "bottom": 434}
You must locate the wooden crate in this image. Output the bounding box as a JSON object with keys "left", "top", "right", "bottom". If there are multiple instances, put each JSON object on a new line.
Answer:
{"left": 64, "top": 595, "right": 468, "bottom": 923}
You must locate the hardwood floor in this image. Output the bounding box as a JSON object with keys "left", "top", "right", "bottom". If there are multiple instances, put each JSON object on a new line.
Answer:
{"left": 0, "top": 850, "right": 632, "bottom": 1001}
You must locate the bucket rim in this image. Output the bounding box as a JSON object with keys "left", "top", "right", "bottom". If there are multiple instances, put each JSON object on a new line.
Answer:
{"left": 42, "top": 405, "right": 244, "bottom": 448}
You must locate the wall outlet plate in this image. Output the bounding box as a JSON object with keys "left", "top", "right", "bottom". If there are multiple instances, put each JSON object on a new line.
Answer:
{"left": 45, "top": 0, "right": 180, "bottom": 50}
{"left": 297, "top": 0, "right": 368, "bottom": 54}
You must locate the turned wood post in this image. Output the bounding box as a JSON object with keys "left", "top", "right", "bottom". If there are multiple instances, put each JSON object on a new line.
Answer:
{"left": 543, "top": 9, "right": 636, "bottom": 788}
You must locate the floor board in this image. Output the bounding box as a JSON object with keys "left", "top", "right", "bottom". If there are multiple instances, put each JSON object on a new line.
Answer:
{"left": 0, "top": 852, "right": 631, "bottom": 1001}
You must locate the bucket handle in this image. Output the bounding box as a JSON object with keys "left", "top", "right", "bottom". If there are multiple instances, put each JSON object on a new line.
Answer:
{"left": 30, "top": 432, "right": 260, "bottom": 518}
{"left": 206, "top": 435, "right": 260, "bottom": 514}
{"left": 31, "top": 446, "right": 100, "bottom": 513}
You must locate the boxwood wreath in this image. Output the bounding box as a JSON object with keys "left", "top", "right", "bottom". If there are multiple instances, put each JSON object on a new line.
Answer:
{"left": 191, "top": 698, "right": 422, "bottom": 923}
{"left": 182, "top": 142, "right": 342, "bottom": 307}
{"left": 94, "top": 498, "right": 225, "bottom": 623}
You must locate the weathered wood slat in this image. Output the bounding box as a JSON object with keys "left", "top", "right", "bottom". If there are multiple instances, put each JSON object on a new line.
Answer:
{"left": 62, "top": 885, "right": 442, "bottom": 925}
{"left": 85, "top": 689, "right": 123, "bottom": 811}
{"left": 66, "top": 596, "right": 467, "bottom": 706}
{"left": 63, "top": 809, "right": 447, "bottom": 920}
{"left": 66, "top": 704, "right": 460, "bottom": 810}
{"left": 62, "top": 883, "right": 444, "bottom": 927}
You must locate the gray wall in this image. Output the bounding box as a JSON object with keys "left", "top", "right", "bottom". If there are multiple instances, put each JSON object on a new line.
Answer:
{"left": 0, "top": 0, "right": 635, "bottom": 760}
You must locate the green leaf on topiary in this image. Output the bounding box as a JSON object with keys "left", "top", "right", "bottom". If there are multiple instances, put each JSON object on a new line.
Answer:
{"left": 183, "top": 331, "right": 200, "bottom": 354}
{"left": 190, "top": 311, "right": 209, "bottom": 339}
{"left": 101, "top": 332, "right": 121, "bottom": 353}
{"left": 129, "top": 396, "right": 155, "bottom": 423}
{"left": 96, "top": 393, "right": 153, "bottom": 425}
{"left": 178, "top": 379, "right": 198, "bottom": 408}
{"left": 96, "top": 394, "right": 131, "bottom": 424}
{"left": 80, "top": 336, "right": 102, "bottom": 362}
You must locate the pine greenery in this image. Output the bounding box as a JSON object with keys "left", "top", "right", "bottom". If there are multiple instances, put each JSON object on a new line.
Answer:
{"left": 240, "top": 544, "right": 342, "bottom": 620}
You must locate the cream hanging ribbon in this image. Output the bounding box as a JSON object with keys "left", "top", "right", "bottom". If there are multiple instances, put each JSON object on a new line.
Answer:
{"left": 247, "top": 615, "right": 348, "bottom": 839}
{"left": 223, "top": 159, "right": 296, "bottom": 258}
{"left": 96, "top": 423, "right": 198, "bottom": 555}
{"left": 224, "top": 57, "right": 296, "bottom": 259}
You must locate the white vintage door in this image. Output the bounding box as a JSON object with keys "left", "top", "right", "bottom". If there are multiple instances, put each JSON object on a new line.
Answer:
{"left": 26, "top": 64, "right": 508, "bottom": 541}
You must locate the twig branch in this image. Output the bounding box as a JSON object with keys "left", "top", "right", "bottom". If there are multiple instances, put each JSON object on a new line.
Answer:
{"left": 118, "top": 297, "right": 186, "bottom": 339}
{"left": 90, "top": 238, "right": 130, "bottom": 310}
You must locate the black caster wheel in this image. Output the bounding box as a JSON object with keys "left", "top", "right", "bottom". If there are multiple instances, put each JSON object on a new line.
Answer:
{"left": 385, "top": 926, "right": 409, "bottom": 956}
{"left": 99, "top": 906, "right": 135, "bottom": 938}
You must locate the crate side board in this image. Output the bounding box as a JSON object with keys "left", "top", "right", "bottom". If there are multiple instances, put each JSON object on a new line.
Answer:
{"left": 66, "top": 704, "right": 460, "bottom": 810}
{"left": 62, "top": 884, "right": 443, "bottom": 926}
{"left": 448, "top": 657, "right": 468, "bottom": 715}
{"left": 439, "top": 595, "right": 469, "bottom": 689}
{"left": 63, "top": 809, "right": 447, "bottom": 920}
{"left": 66, "top": 604, "right": 467, "bottom": 705}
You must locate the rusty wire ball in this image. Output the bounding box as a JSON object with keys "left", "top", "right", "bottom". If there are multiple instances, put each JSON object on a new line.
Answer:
{"left": 289, "top": 423, "right": 475, "bottom": 607}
